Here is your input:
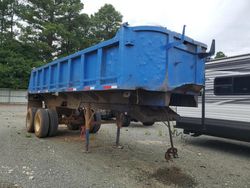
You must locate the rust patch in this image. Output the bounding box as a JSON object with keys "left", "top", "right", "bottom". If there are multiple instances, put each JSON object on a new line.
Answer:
{"left": 151, "top": 166, "right": 197, "bottom": 187}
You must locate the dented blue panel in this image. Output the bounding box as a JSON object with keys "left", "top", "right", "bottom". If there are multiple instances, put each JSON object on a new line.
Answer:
{"left": 28, "top": 24, "right": 208, "bottom": 96}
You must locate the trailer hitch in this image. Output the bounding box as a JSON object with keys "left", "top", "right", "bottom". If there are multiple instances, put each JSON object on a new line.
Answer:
{"left": 197, "top": 39, "right": 215, "bottom": 58}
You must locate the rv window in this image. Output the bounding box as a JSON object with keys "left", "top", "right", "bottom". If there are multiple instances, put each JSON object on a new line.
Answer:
{"left": 233, "top": 75, "right": 250, "bottom": 94}
{"left": 214, "top": 77, "right": 232, "bottom": 85}
{"left": 214, "top": 76, "right": 233, "bottom": 95}
{"left": 214, "top": 75, "right": 250, "bottom": 95}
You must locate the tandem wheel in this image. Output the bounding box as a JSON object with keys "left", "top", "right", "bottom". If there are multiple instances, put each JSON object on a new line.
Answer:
{"left": 26, "top": 108, "right": 59, "bottom": 138}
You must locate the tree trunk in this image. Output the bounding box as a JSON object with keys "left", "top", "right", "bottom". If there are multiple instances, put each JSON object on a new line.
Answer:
{"left": 0, "top": 5, "right": 5, "bottom": 45}
{"left": 10, "top": 1, "right": 14, "bottom": 39}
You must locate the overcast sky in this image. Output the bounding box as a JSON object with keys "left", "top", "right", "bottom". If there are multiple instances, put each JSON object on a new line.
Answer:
{"left": 82, "top": 0, "right": 250, "bottom": 57}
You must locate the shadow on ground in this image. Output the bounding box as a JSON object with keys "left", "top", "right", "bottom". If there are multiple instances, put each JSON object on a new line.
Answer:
{"left": 186, "top": 137, "right": 250, "bottom": 157}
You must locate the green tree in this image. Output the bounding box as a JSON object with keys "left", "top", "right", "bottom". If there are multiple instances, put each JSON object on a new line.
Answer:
{"left": 90, "top": 4, "right": 123, "bottom": 44}
{"left": 0, "top": 40, "right": 43, "bottom": 89}
{"left": 18, "top": 0, "right": 91, "bottom": 61}
{"left": 18, "top": 0, "right": 65, "bottom": 61}
{"left": 0, "top": 0, "right": 43, "bottom": 89}
{"left": 0, "top": 1, "right": 123, "bottom": 89}
{"left": 0, "top": 0, "right": 17, "bottom": 44}
{"left": 56, "top": 0, "right": 91, "bottom": 57}
{"left": 215, "top": 51, "right": 227, "bottom": 59}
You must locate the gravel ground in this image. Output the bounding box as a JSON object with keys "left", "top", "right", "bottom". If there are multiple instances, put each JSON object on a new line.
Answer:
{"left": 0, "top": 104, "right": 250, "bottom": 188}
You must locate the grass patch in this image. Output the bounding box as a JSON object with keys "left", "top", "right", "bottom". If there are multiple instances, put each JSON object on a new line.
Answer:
{"left": 25, "top": 134, "right": 32, "bottom": 138}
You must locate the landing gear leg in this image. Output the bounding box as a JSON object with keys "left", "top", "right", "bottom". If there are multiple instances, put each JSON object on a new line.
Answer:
{"left": 163, "top": 120, "right": 178, "bottom": 160}
{"left": 84, "top": 104, "right": 94, "bottom": 152}
{"left": 115, "top": 113, "right": 123, "bottom": 149}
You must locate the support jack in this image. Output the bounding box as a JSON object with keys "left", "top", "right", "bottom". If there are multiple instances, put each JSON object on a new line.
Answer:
{"left": 163, "top": 121, "right": 178, "bottom": 160}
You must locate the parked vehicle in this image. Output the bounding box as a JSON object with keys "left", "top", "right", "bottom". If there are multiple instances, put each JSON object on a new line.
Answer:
{"left": 26, "top": 24, "right": 213, "bottom": 158}
{"left": 176, "top": 54, "right": 250, "bottom": 142}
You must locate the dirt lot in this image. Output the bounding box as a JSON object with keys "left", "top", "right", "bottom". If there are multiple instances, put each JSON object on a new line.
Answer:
{"left": 0, "top": 105, "right": 250, "bottom": 188}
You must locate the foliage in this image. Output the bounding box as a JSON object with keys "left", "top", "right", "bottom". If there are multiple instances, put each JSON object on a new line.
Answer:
{"left": 0, "top": 1, "right": 123, "bottom": 89}
{"left": 0, "top": 0, "right": 17, "bottom": 44}
{"left": 56, "top": 1, "right": 91, "bottom": 57}
{"left": 215, "top": 51, "right": 227, "bottom": 59}
{"left": 0, "top": 40, "right": 43, "bottom": 89}
{"left": 18, "top": 0, "right": 82, "bottom": 61}
{"left": 90, "top": 4, "right": 123, "bottom": 44}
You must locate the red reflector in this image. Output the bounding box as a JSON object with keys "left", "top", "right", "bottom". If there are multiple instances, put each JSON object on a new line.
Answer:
{"left": 103, "top": 85, "right": 112, "bottom": 89}
{"left": 84, "top": 86, "right": 90, "bottom": 90}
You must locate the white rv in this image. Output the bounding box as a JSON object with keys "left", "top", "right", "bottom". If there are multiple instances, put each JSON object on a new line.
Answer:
{"left": 176, "top": 53, "right": 250, "bottom": 141}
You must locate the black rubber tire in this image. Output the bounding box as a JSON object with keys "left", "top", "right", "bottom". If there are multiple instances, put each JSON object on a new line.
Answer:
{"left": 26, "top": 107, "right": 37, "bottom": 133}
{"left": 47, "top": 109, "right": 58, "bottom": 137}
{"left": 143, "top": 122, "right": 154, "bottom": 126}
{"left": 34, "top": 109, "right": 49, "bottom": 138}
{"left": 67, "top": 124, "right": 80, "bottom": 130}
{"left": 122, "top": 115, "right": 131, "bottom": 127}
{"left": 90, "top": 112, "right": 101, "bottom": 134}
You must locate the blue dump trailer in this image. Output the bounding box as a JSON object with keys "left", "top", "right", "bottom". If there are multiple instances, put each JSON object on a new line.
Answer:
{"left": 26, "top": 24, "right": 214, "bottom": 159}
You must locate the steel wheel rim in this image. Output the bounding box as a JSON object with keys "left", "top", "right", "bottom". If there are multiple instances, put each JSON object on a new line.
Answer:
{"left": 26, "top": 113, "right": 31, "bottom": 129}
{"left": 35, "top": 115, "right": 41, "bottom": 133}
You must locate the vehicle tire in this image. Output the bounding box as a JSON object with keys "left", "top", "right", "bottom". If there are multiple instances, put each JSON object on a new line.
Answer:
{"left": 143, "top": 122, "right": 154, "bottom": 126}
{"left": 90, "top": 112, "right": 101, "bottom": 134}
{"left": 26, "top": 107, "right": 37, "bottom": 133}
{"left": 122, "top": 115, "right": 131, "bottom": 127}
{"left": 67, "top": 123, "right": 80, "bottom": 130}
{"left": 47, "top": 109, "right": 58, "bottom": 137}
{"left": 34, "top": 109, "right": 49, "bottom": 138}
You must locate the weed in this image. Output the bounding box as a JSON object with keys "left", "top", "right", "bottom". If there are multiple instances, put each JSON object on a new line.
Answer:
{"left": 25, "top": 134, "right": 31, "bottom": 138}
